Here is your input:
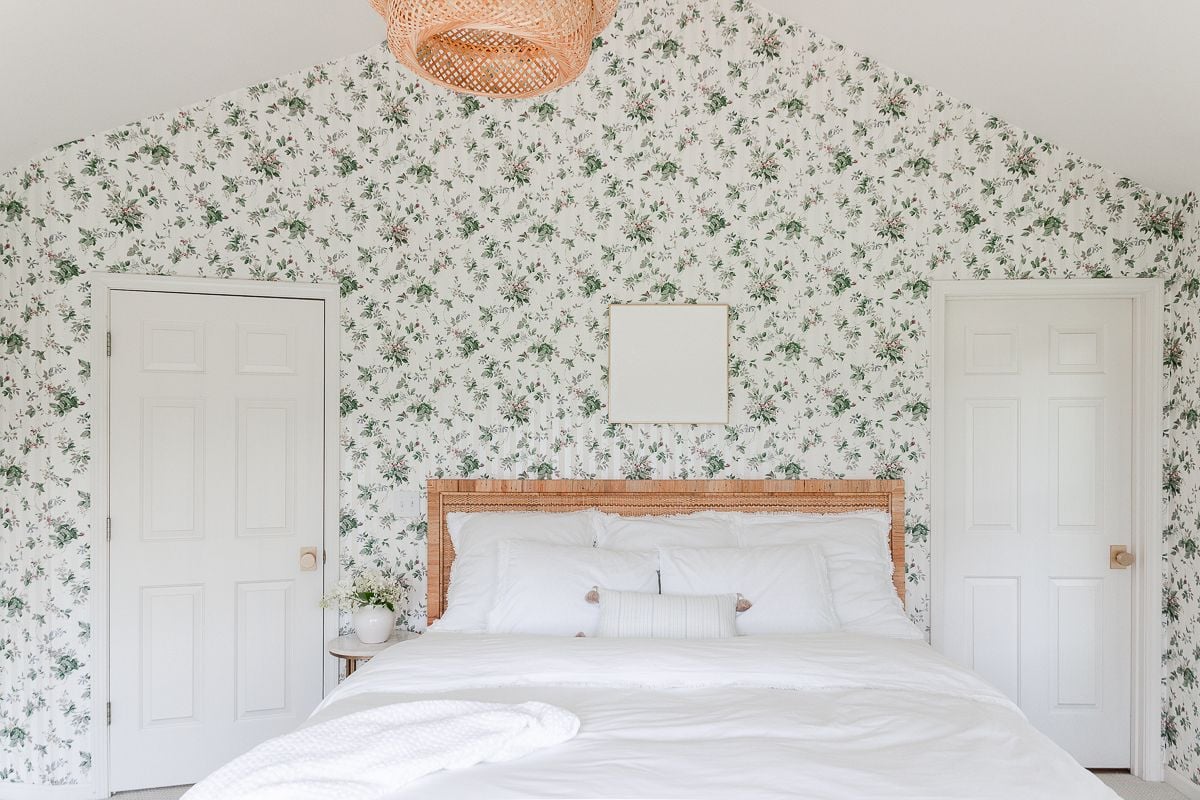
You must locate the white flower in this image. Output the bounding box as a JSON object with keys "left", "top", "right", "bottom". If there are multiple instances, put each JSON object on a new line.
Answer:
{"left": 320, "top": 570, "right": 406, "bottom": 612}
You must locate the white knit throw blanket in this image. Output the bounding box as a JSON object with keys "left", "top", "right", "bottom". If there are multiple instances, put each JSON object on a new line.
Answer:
{"left": 183, "top": 700, "right": 580, "bottom": 800}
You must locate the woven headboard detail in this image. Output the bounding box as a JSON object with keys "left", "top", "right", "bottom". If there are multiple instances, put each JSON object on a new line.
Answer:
{"left": 425, "top": 479, "right": 906, "bottom": 624}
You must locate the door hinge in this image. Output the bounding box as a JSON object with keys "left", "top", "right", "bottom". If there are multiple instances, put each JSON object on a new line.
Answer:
{"left": 106, "top": 331, "right": 111, "bottom": 357}
{"left": 106, "top": 702, "right": 111, "bottom": 725}
{"left": 322, "top": 549, "right": 327, "bottom": 565}
{"left": 106, "top": 517, "right": 111, "bottom": 542}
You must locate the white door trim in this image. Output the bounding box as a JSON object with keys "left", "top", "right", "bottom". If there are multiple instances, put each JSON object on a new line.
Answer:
{"left": 930, "top": 278, "right": 1164, "bottom": 781}
{"left": 88, "top": 273, "right": 341, "bottom": 799}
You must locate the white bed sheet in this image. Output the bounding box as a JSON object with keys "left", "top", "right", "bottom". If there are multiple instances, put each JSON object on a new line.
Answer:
{"left": 311, "top": 632, "right": 1116, "bottom": 800}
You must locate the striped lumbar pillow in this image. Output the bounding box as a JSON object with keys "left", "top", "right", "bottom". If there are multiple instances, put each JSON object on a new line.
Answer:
{"left": 590, "top": 587, "right": 741, "bottom": 639}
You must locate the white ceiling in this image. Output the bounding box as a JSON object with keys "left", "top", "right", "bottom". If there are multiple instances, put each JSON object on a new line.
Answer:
{"left": 757, "top": 0, "right": 1200, "bottom": 197}
{"left": 2, "top": 0, "right": 1197, "bottom": 196}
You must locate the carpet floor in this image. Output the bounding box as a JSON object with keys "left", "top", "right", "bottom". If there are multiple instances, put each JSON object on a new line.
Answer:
{"left": 1096, "top": 772, "right": 1188, "bottom": 799}
{"left": 113, "top": 786, "right": 190, "bottom": 799}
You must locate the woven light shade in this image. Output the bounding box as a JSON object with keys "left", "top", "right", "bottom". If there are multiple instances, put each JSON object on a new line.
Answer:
{"left": 370, "top": 0, "right": 618, "bottom": 99}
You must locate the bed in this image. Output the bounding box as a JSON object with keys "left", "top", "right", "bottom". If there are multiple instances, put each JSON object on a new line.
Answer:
{"left": 188, "top": 479, "right": 1117, "bottom": 800}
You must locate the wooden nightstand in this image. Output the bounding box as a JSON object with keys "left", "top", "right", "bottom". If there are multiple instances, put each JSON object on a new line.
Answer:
{"left": 328, "top": 631, "right": 416, "bottom": 679}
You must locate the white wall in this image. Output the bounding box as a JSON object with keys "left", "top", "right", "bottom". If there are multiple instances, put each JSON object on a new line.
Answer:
{"left": 4, "top": 0, "right": 1197, "bottom": 196}
{"left": 0, "top": 0, "right": 381, "bottom": 171}
{"left": 757, "top": 0, "right": 1200, "bottom": 197}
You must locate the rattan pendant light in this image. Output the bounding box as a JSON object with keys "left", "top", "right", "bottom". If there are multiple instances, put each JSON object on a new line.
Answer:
{"left": 370, "top": 0, "right": 618, "bottom": 99}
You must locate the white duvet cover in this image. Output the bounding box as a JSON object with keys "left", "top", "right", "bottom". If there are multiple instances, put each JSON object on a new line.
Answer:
{"left": 307, "top": 632, "right": 1116, "bottom": 800}
{"left": 185, "top": 700, "right": 579, "bottom": 800}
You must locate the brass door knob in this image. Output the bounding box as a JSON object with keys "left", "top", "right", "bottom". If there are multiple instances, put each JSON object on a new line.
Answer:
{"left": 1110, "top": 545, "right": 1135, "bottom": 569}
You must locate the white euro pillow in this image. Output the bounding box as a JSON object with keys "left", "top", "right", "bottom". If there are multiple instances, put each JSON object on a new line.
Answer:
{"left": 737, "top": 515, "right": 921, "bottom": 640}
{"left": 594, "top": 511, "right": 738, "bottom": 550}
{"left": 658, "top": 544, "right": 839, "bottom": 635}
{"left": 736, "top": 509, "right": 893, "bottom": 525}
{"left": 738, "top": 512, "right": 894, "bottom": 566}
{"left": 486, "top": 540, "right": 660, "bottom": 636}
{"left": 433, "top": 511, "right": 600, "bottom": 632}
{"left": 593, "top": 588, "right": 739, "bottom": 639}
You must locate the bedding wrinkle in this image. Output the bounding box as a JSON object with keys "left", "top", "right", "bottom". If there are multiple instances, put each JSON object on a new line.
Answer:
{"left": 294, "top": 634, "right": 1118, "bottom": 799}
{"left": 183, "top": 699, "right": 579, "bottom": 800}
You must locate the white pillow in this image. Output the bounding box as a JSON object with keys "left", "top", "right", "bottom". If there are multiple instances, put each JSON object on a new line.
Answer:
{"left": 595, "top": 511, "right": 738, "bottom": 551}
{"left": 737, "top": 516, "right": 921, "bottom": 639}
{"left": 738, "top": 509, "right": 891, "bottom": 530}
{"left": 737, "top": 512, "right": 893, "bottom": 565}
{"left": 658, "top": 544, "right": 839, "bottom": 635}
{"left": 594, "top": 588, "right": 738, "bottom": 639}
{"left": 487, "top": 540, "right": 660, "bottom": 636}
{"left": 433, "top": 511, "right": 600, "bottom": 632}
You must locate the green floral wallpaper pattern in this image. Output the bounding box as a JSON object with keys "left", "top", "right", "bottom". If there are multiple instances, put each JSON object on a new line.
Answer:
{"left": 1, "top": 0, "right": 1198, "bottom": 788}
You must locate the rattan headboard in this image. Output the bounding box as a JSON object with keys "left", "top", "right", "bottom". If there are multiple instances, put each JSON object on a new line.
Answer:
{"left": 426, "top": 479, "right": 906, "bottom": 624}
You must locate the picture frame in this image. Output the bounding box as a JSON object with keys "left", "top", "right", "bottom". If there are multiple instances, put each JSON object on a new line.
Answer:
{"left": 607, "top": 304, "right": 729, "bottom": 424}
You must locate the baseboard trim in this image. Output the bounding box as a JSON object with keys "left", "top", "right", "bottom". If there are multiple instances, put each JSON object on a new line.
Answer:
{"left": 0, "top": 783, "right": 98, "bottom": 800}
{"left": 1167, "top": 767, "right": 1200, "bottom": 800}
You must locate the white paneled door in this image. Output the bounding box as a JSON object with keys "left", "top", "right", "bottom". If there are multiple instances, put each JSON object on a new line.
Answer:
{"left": 940, "top": 297, "right": 1133, "bottom": 767}
{"left": 108, "top": 290, "right": 326, "bottom": 791}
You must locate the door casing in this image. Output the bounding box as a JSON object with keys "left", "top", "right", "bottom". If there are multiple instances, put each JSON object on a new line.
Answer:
{"left": 89, "top": 274, "right": 341, "bottom": 798}
{"left": 930, "top": 278, "right": 1163, "bottom": 781}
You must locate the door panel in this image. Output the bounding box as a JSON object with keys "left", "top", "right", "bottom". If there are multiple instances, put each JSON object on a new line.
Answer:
{"left": 109, "top": 290, "right": 326, "bottom": 791}
{"left": 236, "top": 580, "right": 293, "bottom": 718}
{"left": 965, "top": 398, "right": 1020, "bottom": 532}
{"left": 238, "top": 399, "right": 295, "bottom": 536}
{"left": 143, "top": 399, "right": 204, "bottom": 538}
{"left": 140, "top": 584, "right": 204, "bottom": 725}
{"left": 963, "top": 576, "right": 1022, "bottom": 701}
{"left": 940, "top": 297, "right": 1132, "bottom": 767}
{"left": 1049, "top": 399, "right": 1103, "bottom": 531}
{"left": 1050, "top": 578, "right": 1104, "bottom": 708}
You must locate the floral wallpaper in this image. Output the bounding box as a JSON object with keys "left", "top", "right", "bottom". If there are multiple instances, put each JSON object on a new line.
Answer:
{"left": 1165, "top": 205, "right": 1200, "bottom": 780}
{"left": 1, "top": 0, "right": 1197, "bottom": 789}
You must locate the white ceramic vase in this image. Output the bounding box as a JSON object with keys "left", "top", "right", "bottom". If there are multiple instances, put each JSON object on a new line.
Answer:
{"left": 352, "top": 605, "right": 396, "bottom": 644}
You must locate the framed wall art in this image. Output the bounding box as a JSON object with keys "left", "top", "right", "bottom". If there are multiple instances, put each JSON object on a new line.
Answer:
{"left": 607, "top": 304, "right": 729, "bottom": 424}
